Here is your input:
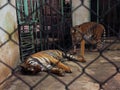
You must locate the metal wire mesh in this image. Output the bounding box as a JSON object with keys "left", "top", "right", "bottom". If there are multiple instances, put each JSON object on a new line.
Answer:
{"left": 0, "top": 0, "right": 120, "bottom": 90}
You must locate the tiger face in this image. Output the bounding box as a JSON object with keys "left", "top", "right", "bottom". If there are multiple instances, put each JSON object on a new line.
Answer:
{"left": 20, "top": 58, "right": 42, "bottom": 75}
{"left": 70, "top": 26, "right": 83, "bottom": 45}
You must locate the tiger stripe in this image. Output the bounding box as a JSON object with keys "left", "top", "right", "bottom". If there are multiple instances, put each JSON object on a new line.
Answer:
{"left": 70, "top": 22, "right": 105, "bottom": 57}
{"left": 20, "top": 50, "right": 85, "bottom": 76}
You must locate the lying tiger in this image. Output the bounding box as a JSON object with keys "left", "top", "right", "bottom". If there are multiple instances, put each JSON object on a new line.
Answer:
{"left": 20, "top": 50, "right": 85, "bottom": 76}
{"left": 70, "top": 22, "right": 105, "bottom": 57}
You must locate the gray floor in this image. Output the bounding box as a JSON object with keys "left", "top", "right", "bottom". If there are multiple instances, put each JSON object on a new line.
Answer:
{"left": 3, "top": 46, "right": 120, "bottom": 90}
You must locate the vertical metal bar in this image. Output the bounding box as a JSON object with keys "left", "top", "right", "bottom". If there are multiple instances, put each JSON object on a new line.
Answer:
{"left": 88, "top": 0, "right": 91, "bottom": 21}
{"left": 31, "top": 0, "right": 36, "bottom": 22}
{"left": 16, "top": 0, "right": 23, "bottom": 60}
{"left": 107, "top": 0, "right": 110, "bottom": 37}
{"left": 89, "top": 0, "right": 91, "bottom": 21}
{"left": 24, "top": 0, "right": 29, "bottom": 16}
{"left": 43, "top": 0, "right": 46, "bottom": 49}
{"left": 39, "top": 0, "right": 44, "bottom": 50}
{"left": 70, "top": 0, "right": 73, "bottom": 26}
{"left": 16, "top": 0, "right": 20, "bottom": 24}
{"left": 30, "top": 0, "right": 33, "bottom": 20}
{"left": 61, "top": 0, "right": 64, "bottom": 16}
{"left": 22, "top": 0, "right": 24, "bottom": 23}
{"left": 97, "top": 0, "right": 99, "bottom": 23}
{"left": 33, "top": 0, "right": 37, "bottom": 22}
{"left": 61, "top": 0, "right": 64, "bottom": 47}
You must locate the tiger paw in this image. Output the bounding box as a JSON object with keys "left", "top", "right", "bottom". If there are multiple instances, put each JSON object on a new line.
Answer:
{"left": 80, "top": 59, "right": 86, "bottom": 63}
{"left": 76, "top": 56, "right": 86, "bottom": 63}
{"left": 65, "top": 68, "right": 72, "bottom": 73}
{"left": 51, "top": 68, "right": 65, "bottom": 76}
{"left": 58, "top": 69, "right": 65, "bottom": 76}
{"left": 80, "top": 57, "right": 86, "bottom": 63}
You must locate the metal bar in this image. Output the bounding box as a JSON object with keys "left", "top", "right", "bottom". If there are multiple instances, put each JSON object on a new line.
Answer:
{"left": 97, "top": 0, "right": 99, "bottom": 23}
{"left": 16, "top": 0, "right": 22, "bottom": 24}
{"left": 24, "top": 0, "right": 29, "bottom": 16}
{"left": 39, "top": 0, "right": 44, "bottom": 50}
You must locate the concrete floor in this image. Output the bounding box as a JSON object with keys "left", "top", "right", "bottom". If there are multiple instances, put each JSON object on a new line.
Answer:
{"left": 2, "top": 50, "right": 120, "bottom": 90}
{"left": 2, "top": 42, "right": 120, "bottom": 90}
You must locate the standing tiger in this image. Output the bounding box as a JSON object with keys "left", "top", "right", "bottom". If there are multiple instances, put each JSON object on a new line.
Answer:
{"left": 70, "top": 22, "right": 105, "bottom": 57}
{"left": 20, "top": 50, "right": 85, "bottom": 76}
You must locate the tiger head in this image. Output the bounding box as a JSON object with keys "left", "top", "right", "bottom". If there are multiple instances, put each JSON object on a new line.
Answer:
{"left": 20, "top": 57, "right": 42, "bottom": 75}
{"left": 70, "top": 25, "right": 82, "bottom": 45}
{"left": 70, "top": 25, "right": 95, "bottom": 45}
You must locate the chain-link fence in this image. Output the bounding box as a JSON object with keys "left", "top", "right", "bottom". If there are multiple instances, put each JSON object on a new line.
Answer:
{"left": 0, "top": 0, "right": 120, "bottom": 90}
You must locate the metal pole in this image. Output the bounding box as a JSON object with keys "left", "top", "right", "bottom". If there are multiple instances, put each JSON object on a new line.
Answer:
{"left": 97, "top": 0, "right": 99, "bottom": 23}
{"left": 24, "top": 0, "right": 29, "bottom": 16}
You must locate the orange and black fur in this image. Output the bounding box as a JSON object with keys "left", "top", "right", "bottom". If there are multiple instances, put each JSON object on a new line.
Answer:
{"left": 70, "top": 22, "right": 105, "bottom": 57}
{"left": 20, "top": 50, "right": 85, "bottom": 76}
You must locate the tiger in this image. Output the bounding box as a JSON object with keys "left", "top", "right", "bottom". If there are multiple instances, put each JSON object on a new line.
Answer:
{"left": 70, "top": 22, "right": 105, "bottom": 57}
{"left": 20, "top": 49, "right": 85, "bottom": 76}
